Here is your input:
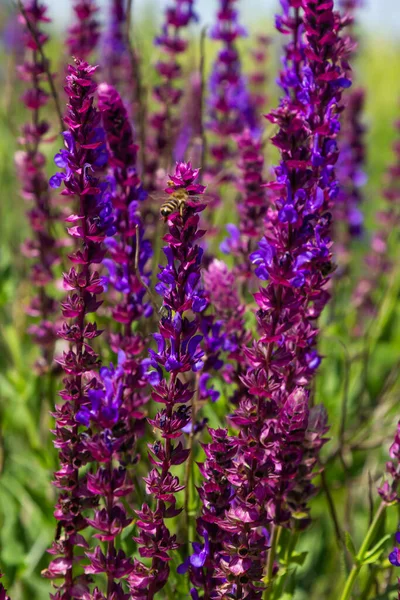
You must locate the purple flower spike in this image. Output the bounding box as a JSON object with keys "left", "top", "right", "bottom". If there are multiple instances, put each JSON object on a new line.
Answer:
{"left": 67, "top": 0, "right": 100, "bottom": 60}
{"left": 128, "top": 162, "right": 208, "bottom": 599}
{"left": 189, "top": 1, "right": 350, "bottom": 596}
{"left": 222, "top": 128, "right": 267, "bottom": 279}
{"left": 43, "top": 59, "right": 114, "bottom": 597}
{"left": 249, "top": 34, "right": 272, "bottom": 115}
{"left": 353, "top": 113, "right": 400, "bottom": 336}
{"left": 101, "top": 0, "right": 135, "bottom": 101}
{"left": 17, "top": 0, "right": 59, "bottom": 368}
{"left": 207, "top": 0, "right": 253, "bottom": 175}
{"left": 145, "top": 1, "right": 198, "bottom": 188}
{"left": 98, "top": 82, "right": 153, "bottom": 374}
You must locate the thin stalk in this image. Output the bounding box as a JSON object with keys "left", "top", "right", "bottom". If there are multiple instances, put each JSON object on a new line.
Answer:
{"left": 339, "top": 502, "right": 386, "bottom": 600}
{"left": 199, "top": 25, "right": 207, "bottom": 182}
{"left": 126, "top": 0, "right": 146, "bottom": 176}
{"left": 320, "top": 468, "right": 343, "bottom": 546}
{"left": 184, "top": 372, "right": 200, "bottom": 547}
{"left": 263, "top": 524, "right": 281, "bottom": 600}
{"left": 17, "top": 0, "right": 64, "bottom": 132}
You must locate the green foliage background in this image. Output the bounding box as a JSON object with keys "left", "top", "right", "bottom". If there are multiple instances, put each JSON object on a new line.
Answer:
{"left": 1, "top": 14, "right": 400, "bottom": 600}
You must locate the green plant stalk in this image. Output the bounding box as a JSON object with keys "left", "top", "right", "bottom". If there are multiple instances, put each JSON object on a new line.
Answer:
{"left": 273, "top": 530, "right": 300, "bottom": 600}
{"left": 263, "top": 524, "right": 282, "bottom": 600}
{"left": 339, "top": 502, "right": 386, "bottom": 600}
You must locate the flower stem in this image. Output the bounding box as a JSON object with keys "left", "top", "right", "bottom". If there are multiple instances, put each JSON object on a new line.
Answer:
{"left": 184, "top": 373, "right": 200, "bottom": 547}
{"left": 339, "top": 502, "right": 386, "bottom": 600}
{"left": 263, "top": 524, "right": 281, "bottom": 600}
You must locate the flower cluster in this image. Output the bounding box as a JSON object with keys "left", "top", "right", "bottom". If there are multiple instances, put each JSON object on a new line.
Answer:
{"left": 17, "top": 0, "right": 59, "bottom": 366}
{"left": 67, "top": 0, "right": 100, "bottom": 60}
{"left": 146, "top": 1, "right": 198, "bottom": 185}
{"left": 335, "top": 88, "right": 366, "bottom": 243}
{"left": 174, "top": 71, "right": 203, "bottom": 164}
{"left": 78, "top": 353, "right": 137, "bottom": 598}
{"left": 43, "top": 60, "right": 113, "bottom": 597}
{"left": 128, "top": 162, "right": 207, "bottom": 599}
{"left": 353, "top": 114, "right": 400, "bottom": 333}
{"left": 101, "top": 0, "right": 134, "bottom": 101}
{"left": 203, "top": 259, "right": 250, "bottom": 404}
{"left": 249, "top": 34, "right": 271, "bottom": 114}
{"left": 221, "top": 128, "right": 267, "bottom": 278}
{"left": 378, "top": 419, "right": 400, "bottom": 504}
{"left": 187, "top": 1, "right": 351, "bottom": 596}
{"left": 98, "top": 81, "right": 152, "bottom": 438}
{"left": 98, "top": 82, "right": 152, "bottom": 353}
{"left": 334, "top": 0, "right": 366, "bottom": 262}
{"left": 208, "top": 0, "right": 252, "bottom": 171}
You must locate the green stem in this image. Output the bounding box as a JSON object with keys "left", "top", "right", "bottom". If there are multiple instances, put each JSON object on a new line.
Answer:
{"left": 263, "top": 525, "right": 281, "bottom": 600}
{"left": 339, "top": 502, "right": 386, "bottom": 600}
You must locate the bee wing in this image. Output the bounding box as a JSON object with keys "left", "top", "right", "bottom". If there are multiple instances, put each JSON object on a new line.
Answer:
{"left": 188, "top": 194, "right": 215, "bottom": 204}
{"left": 149, "top": 191, "right": 169, "bottom": 203}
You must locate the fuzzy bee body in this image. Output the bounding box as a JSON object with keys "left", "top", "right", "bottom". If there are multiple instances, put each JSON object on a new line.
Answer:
{"left": 152, "top": 184, "right": 211, "bottom": 220}
{"left": 160, "top": 190, "right": 188, "bottom": 219}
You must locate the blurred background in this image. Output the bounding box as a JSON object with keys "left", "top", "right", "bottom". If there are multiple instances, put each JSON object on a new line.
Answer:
{"left": 1, "top": 0, "right": 400, "bottom": 598}
{"left": 22, "top": 0, "right": 400, "bottom": 38}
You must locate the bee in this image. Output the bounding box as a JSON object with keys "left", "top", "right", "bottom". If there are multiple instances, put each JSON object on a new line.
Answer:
{"left": 151, "top": 183, "right": 214, "bottom": 220}
{"left": 160, "top": 185, "right": 189, "bottom": 219}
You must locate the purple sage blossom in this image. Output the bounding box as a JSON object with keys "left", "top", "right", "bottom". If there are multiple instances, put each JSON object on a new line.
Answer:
{"left": 249, "top": 34, "right": 271, "bottom": 115}
{"left": 67, "top": 0, "right": 100, "bottom": 60}
{"left": 42, "top": 60, "right": 114, "bottom": 597}
{"left": 101, "top": 0, "right": 136, "bottom": 105}
{"left": 79, "top": 353, "right": 136, "bottom": 596}
{"left": 145, "top": 1, "right": 198, "bottom": 186}
{"left": 353, "top": 114, "right": 400, "bottom": 335}
{"left": 221, "top": 128, "right": 267, "bottom": 280}
{"left": 334, "top": 0, "right": 367, "bottom": 260}
{"left": 335, "top": 88, "right": 367, "bottom": 244}
{"left": 189, "top": 1, "right": 351, "bottom": 596}
{"left": 208, "top": 0, "right": 253, "bottom": 173}
{"left": 128, "top": 162, "right": 207, "bottom": 599}
{"left": 17, "top": 0, "right": 59, "bottom": 367}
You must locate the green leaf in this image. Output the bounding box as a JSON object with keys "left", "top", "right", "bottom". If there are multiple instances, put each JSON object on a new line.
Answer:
{"left": 364, "top": 533, "right": 391, "bottom": 559}
{"left": 288, "top": 551, "right": 308, "bottom": 567}
{"left": 344, "top": 531, "right": 357, "bottom": 560}
{"left": 362, "top": 548, "right": 384, "bottom": 565}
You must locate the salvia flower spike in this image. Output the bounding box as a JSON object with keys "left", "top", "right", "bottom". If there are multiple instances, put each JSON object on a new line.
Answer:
{"left": 128, "top": 161, "right": 207, "bottom": 599}
{"left": 67, "top": 0, "right": 100, "bottom": 60}
{"left": 146, "top": 0, "right": 198, "bottom": 185}
{"left": 353, "top": 112, "right": 400, "bottom": 335}
{"left": 188, "top": 1, "right": 351, "bottom": 596}
{"left": 208, "top": 0, "right": 252, "bottom": 174}
{"left": 101, "top": 0, "right": 135, "bottom": 102}
{"left": 17, "top": 0, "right": 59, "bottom": 368}
{"left": 43, "top": 59, "right": 114, "bottom": 597}
{"left": 98, "top": 82, "right": 153, "bottom": 361}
